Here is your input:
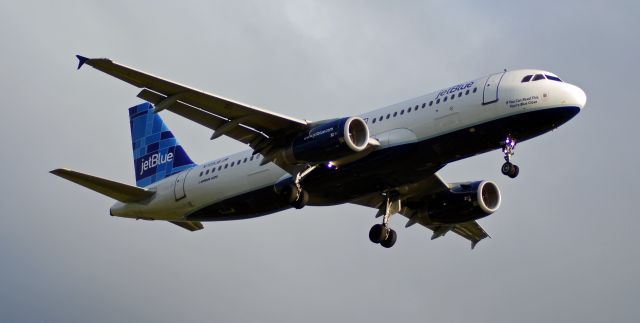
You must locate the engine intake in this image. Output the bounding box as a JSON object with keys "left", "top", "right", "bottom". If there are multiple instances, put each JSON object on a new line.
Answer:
{"left": 289, "top": 117, "right": 370, "bottom": 163}
{"left": 426, "top": 181, "right": 501, "bottom": 224}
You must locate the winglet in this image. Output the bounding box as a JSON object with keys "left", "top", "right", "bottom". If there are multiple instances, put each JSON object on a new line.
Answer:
{"left": 76, "top": 55, "right": 89, "bottom": 70}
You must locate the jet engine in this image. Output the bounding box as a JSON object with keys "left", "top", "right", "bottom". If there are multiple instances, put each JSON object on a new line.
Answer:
{"left": 288, "top": 117, "right": 370, "bottom": 163}
{"left": 425, "top": 181, "right": 501, "bottom": 224}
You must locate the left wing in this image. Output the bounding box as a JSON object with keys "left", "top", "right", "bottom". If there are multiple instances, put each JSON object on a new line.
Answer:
{"left": 76, "top": 55, "right": 309, "bottom": 169}
{"left": 351, "top": 173, "right": 490, "bottom": 249}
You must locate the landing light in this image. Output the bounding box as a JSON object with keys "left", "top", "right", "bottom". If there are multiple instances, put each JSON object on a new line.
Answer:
{"left": 327, "top": 161, "right": 337, "bottom": 169}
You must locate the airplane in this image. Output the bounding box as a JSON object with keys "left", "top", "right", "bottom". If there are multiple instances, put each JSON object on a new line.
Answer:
{"left": 51, "top": 55, "right": 586, "bottom": 248}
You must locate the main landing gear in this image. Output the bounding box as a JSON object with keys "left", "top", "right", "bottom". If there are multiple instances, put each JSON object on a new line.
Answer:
{"left": 501, "top": 135, "right": 519, "bottom": 178}
{"left": 280, "top": 165, "right": 318, "bottom": 209}
{"left": 369, "top": 192, "right": 400, "bottom": 248}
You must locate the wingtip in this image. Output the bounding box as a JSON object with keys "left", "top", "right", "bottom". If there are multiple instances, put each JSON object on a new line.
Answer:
{"left": 76, "top": 55, "right": 89, "bottom": 70}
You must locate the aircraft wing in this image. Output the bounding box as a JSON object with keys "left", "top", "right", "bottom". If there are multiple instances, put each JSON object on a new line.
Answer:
{"left": 76, "top": 55, "right": 309, "bottom": 170}
{"left": 351, "top": 173, "right": 490, "bottom": 249}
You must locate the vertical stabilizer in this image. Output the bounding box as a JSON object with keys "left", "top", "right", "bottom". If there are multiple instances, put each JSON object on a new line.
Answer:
{"left": 129, "top": 102, "right": 196, "bottom": 187}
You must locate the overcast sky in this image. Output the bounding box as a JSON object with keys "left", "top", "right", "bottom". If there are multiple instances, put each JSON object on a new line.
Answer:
{"left": 1, "top": 1, "right": 639, "bottom": 322}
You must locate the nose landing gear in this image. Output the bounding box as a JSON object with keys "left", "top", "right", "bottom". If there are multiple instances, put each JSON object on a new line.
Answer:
{"left": 501, "top": 135, "right": 519, "bottom": 178}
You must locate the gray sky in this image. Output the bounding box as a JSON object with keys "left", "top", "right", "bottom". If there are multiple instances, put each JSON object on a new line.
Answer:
{"left": 1, "top": 1, "right": 639, "bottom": 322}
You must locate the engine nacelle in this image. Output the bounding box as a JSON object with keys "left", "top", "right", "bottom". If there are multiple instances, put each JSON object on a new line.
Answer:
{"left": 289, "top": 117, "right": 370, "bottom": 163}
{"left": 426, "top": 181, "right": 501, "bottom": 224}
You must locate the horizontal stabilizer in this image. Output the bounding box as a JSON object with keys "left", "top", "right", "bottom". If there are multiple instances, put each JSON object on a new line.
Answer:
{"left": 50, "top": 168, "right": 155, "bottom": 203}
{"left": 170, "top": 221, "right": 204, "bottom": 231}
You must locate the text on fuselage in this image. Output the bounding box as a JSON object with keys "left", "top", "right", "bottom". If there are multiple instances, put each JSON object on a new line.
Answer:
{"left": 435, "top": 82, "right": 475, "bottom": 100}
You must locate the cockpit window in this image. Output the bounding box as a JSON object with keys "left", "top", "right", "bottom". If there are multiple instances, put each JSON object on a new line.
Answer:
{"left": 521, "top": 75, "right": 533, "bottom": 82}
{"left": 545, "top": 75, "right": 563, "bottom": 82}
{"left": 532, "top": 74, "right": 546, "bottom": 81}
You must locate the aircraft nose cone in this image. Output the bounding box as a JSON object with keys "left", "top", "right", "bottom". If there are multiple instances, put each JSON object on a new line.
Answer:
{"left": 567, "top": 84, "right": 587, "bottom": 109}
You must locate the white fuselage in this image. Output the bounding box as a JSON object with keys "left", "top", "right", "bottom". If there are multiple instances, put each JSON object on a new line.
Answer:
{"left": 110, "top": 69, "right": 586, "bottom": 221}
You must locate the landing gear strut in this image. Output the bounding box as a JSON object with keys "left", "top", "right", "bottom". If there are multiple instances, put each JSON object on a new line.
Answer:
{"left": 501, "top": 135, "right": 519, "bottom": 178}
{"left": 369, "top": 192, "right": 400, "bottom": 248}
{"left": 280, "top": 165, "right": 317, "bottom": 209}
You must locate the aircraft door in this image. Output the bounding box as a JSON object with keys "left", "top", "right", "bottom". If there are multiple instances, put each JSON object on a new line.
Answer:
{"left": 482, "top": 72, "right": 505, "bottom": 105}
{"left": 174, "top": 168, "right": 191, "bottom": 201}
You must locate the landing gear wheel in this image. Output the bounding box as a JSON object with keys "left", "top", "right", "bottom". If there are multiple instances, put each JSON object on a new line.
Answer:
{"left": 380, "top": 229, "right": 397, "bottom": 248}
{"left": 280, "top": 183, "right": 298, "bottom": 204}
{"left": 501, "top": 162, "right": 520, "bottom": 178}
{"left": 369, "top": 224, "right": 386, "bottom": 244}
{"left": 501, "top": 162, "right": 513, "bottom": 176}
{"left": 291, "top": 190, "right": 309, "bottom": 209}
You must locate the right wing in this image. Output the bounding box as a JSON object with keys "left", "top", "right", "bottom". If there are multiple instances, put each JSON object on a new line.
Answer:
{"left": 76, "top": 55, "right": 309, "bottom": 170}
{"left": 351, "top": 173, "right": 490, "bottom": 249}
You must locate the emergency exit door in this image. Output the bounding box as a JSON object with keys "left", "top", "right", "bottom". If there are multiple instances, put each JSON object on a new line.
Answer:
{"left": 174, "top": 168, "right": 191, "bottom": 200}
{"left": 482, "top": 72, "right": 505, "bottom": 105}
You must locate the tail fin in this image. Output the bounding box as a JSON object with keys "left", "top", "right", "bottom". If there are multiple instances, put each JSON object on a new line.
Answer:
{"left": 129, "top": 102, "right": 196, "bottom": 187}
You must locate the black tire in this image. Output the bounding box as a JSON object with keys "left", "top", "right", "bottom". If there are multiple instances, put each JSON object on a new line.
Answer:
{"left": 501, "top": 162, "right": 513, "bottom": 176}
{"left": 369, "top": 224, "right": 386, "bottom": 244}
{"left": 380, "top": 229, "right": 397, "bottom": 248}
{"left": 280, "top": 184, "right": 298, "bottom": 204}
{"left": 291, "top": 190, "right": 309, "bottom": 209}
{"left": 508, "top": 164, "right": 520, "bottom": 178}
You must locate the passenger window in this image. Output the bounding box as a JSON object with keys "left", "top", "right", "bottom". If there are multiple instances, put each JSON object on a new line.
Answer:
{"left": 244, "top": 158, "right": 248, "bottom": 163}
{"left": 450, "top": 94, "right": 455, "bottom": 100}
{"left": 473, "top": 87, "right": 477, "bottom": 93}
{"left": 237, "top": 160, "right": 241, "bottom": 165}
{"left": 206, "top": 169, "right": 209, "bottom": 175}
{"left": 429, "top": 101, "right": 433, "bottom": 106}
{"left": 465, "top": 90, "right": 470, "bottom": 95}
{"left": 532, "top": 74, "right": 546, "bottom": 81}
{"left": 218, "top": 166, "right": 222, "bottom": 171}
{"left": 386, "top": 114, "right": 390, "bottom": 119}
{"left": 400, "top": 109, "right": 404, "bottom": 115}
{"left": 407, "top": 107, "right": 412, "bottom": 113}
{"left": 211, "top": 168, "right": 215, "bottom": 173}
{"left": 224, "top": 164, "right": 228, "bottom": 169}
{"left": 436, "top": 98, "right": 440, "bottom": 104}
{"left": 199, "top": 171, "right": 203, "bottom": 177}
{"left": 393, "top": 112, "right": 397, "bottom": 117}
{"left": 230, "top": 161, "right": 234, "bottom": 167}
{"left": 458, "top": 92, "right": 462, "bottom": 97}
{"left": 414, "top": 105, "right": 418, "bottom": 110}
{"left": 372, "top": 118, "right": 376, "bottom": 124}
{"left": 443, "top": 96, "right": 448, "bottom": 102}
{"left": 521, "top": 75, "right": 533, "bottom": 82}
{"left": 249, "top": 156, "right": 253, "bottom": 161}
{"left": 422, "top": 103, "right": 426, "bottom": 108}
{"left": 379, "top": 116, "right": 383, "bottom": 121}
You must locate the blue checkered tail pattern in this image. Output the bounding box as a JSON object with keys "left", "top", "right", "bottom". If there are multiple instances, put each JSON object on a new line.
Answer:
{"left": 129, "top": 102, "right": 196, "bottom": 187}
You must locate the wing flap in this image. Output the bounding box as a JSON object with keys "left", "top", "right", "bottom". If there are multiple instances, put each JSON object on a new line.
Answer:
{"left": 50, "top": 168, "right": 154, "bottom": 203}
{"left": 450, "top": 221, "right": 490, "bottom": 249}
{"left": 137, "top": 89, "right": 267, "bottom": 146}
{"left": 170, "top": 221, "right": 204, "bottom": 231}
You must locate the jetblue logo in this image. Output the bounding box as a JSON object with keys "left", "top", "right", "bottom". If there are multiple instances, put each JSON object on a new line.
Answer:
{"left": 435, "top": 81, "right": 474, "bottom": 99}
{"left": 139, "top": 152, "right": 174, "bottom": 175}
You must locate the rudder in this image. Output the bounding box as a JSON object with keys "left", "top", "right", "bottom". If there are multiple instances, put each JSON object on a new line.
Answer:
{"left": 129, "top": 102, "right": 196, "bottom": 187}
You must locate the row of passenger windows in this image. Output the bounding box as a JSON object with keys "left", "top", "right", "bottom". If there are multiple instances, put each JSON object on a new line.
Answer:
{"left": 199, "top": 154, "right": 262, "bottom": 177}
{"left": 370, "top": 86, "right": 478, "bottom": 124}
{"left": 521, "top": 74, "right": 563, "bottom": 83}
